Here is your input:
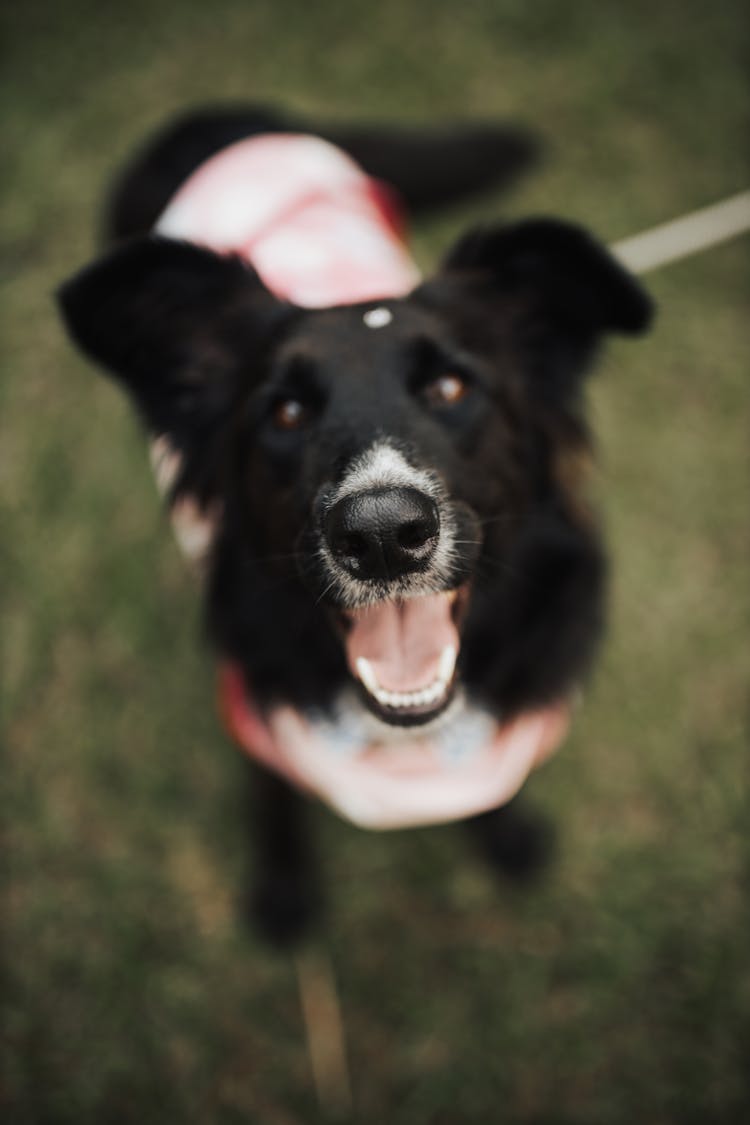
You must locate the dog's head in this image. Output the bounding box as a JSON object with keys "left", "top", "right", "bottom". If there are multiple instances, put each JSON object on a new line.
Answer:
{"left": 59, "top": 220, "right": 652, "bottom": 728}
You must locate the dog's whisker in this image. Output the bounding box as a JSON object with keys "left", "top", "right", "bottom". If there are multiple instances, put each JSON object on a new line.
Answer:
{"left": 314, "top": 577, "right": 339, "bottom": 608}
{"left": 473, "top": 556, "right": 520, "bottom": 581}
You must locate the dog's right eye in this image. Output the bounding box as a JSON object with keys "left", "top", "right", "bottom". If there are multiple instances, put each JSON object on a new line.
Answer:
{"left": 422, "top": 373, "right": 470, "bottom": 408}
{"left": 272, "top": 398, "right": 311, "bottom": 431}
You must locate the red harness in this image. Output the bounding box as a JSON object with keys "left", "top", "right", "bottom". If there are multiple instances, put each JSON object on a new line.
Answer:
{"left": 155, "top": 133, "right": 420, "bottom": 307}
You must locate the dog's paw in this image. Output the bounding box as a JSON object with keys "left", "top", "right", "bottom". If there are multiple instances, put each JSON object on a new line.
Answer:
{"left": 245, "top": 874, "right": 320, "bottom": 947}
{"left": 467, "top": 801, "right": 556, "bottom": 883}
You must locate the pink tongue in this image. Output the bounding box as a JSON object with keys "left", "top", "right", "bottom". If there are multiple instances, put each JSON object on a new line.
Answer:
{"left": 346, "top": 595, "right": 458, "bottom": 692}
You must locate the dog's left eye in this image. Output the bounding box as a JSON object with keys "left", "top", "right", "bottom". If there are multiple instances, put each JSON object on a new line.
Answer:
{"left": 272, "top": 398, "right": 311, "bottom": 431}
{"left": 422, "top": 373, "right": 469, "bottom": 408}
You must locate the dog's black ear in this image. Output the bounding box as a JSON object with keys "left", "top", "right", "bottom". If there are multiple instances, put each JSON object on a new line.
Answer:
{"left": 57, "top": 236, "right": 289, "bottom": 445}
{"left": 432, "top": 219, "right": 653, "bottom": 400}
{"left": 443, "top": 219, "right": 653, "bottom": 335}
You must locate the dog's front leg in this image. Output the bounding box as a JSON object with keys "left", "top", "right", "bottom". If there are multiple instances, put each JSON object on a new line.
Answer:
{"left": 463, "top": 797, "right": 555, "bottom": 883}
{"left": 243, "top": 762, "right": 320, "bottom": 946}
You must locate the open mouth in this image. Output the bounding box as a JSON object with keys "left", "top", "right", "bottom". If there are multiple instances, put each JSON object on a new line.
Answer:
{"left": 337, "top": 585, "right": 471, "bottom": 726}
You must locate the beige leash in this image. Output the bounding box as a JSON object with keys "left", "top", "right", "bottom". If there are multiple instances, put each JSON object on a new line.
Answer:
{"left": 611, "top": 189, "right": 750, "bottom": 274}
{"left": 294, "top": 950, "right": 353, "bottom": 1117}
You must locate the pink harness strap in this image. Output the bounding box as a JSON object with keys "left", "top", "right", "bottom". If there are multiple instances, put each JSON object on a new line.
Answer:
{"left": 155, "top": 133, "right": 421, "bottom": 307}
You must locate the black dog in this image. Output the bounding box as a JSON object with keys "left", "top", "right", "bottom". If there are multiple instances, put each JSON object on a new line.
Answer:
{"left": 58, "top": 106, "right": 653, "bottom": 942}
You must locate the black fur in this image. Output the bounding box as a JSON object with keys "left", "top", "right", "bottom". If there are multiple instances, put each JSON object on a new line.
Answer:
{"left": 58, "top": 106, "right": 653, "bottom": 943}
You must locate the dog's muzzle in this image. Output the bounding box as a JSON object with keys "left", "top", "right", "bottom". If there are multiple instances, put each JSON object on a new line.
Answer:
{"left": 316, "top": 481, "right": 469, "bottom": 726}
{"left": 306, "top": 442, "right": 479, "bottom": 726}
{"left": 324, "top": 486, "right": 439, "bottom": 581}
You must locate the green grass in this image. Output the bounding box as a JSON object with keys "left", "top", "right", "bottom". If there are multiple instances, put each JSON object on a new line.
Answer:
{"left": 2, "top": 2, "right": 748, "bottom": 1121}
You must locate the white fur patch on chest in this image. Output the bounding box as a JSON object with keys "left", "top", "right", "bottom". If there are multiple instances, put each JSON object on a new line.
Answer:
{"left": 305, "top": 688, "right": 497, "bottom": 765}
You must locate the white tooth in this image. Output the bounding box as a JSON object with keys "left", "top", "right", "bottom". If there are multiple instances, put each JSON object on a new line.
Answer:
{"left": 439, "top": 646, "right": 457, "bottom": 683}
{"left": 356, "top": 657, "right": 379, "bottom": 696}
{"left": 356, "top": 649, "right": 457, "bottom": 714}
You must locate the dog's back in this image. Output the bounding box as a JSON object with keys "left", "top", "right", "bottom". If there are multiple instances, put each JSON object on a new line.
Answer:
{"left": 105, "top": 104, "right": 539, "bottom": 242}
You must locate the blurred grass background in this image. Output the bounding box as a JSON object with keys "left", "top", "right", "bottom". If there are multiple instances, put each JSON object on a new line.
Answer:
{"left": 1, "top": 1, "right": 748, "bottom": 1121}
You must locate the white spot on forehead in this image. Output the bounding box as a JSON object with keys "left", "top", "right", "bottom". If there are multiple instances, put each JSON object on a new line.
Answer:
{"left": 363, "top": 306, "right": 393, "bottom": 329}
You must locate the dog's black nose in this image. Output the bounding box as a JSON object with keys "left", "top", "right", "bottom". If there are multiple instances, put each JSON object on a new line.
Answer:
{"left": 325, "top": 487, "right": 440, "bottom": 580}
